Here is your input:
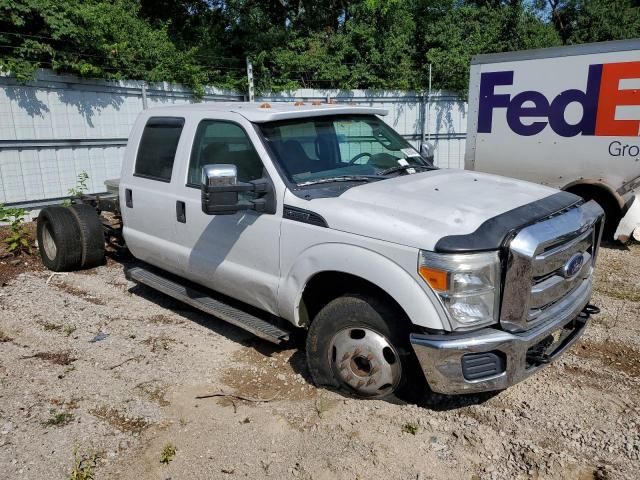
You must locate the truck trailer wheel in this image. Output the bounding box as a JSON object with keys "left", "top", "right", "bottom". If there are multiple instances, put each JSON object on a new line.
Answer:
{"left": 306, "top": 294, "right": 422, "bottom": 400}
{"left": 68, "top": 204, "right": 105, "bottom": 269}
{"left": 37, "top": 207, "right": 83, "bottom": 272}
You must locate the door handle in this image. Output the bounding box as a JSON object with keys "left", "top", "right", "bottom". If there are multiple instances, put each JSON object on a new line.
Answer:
{"left": 125, "top": 188, "right": 133, "bottom": 208}
{"left": 176, "top": 200, "right": 186, "bottom": 223}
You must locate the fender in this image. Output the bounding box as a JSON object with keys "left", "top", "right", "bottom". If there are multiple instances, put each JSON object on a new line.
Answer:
{"left": 277, "top": 242, "right": 449, "bottom": 330}
{"left": 562, "top": 179, "right": 625, "bottom": 210}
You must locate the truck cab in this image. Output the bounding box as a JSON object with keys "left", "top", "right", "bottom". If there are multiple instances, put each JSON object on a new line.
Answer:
{"left": 37, "top": 102, "right": 604, "bottom": 400}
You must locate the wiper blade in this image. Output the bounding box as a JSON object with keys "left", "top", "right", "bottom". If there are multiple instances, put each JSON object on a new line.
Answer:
{"left": 377, "top": 164, "right": 436, "bottom": 176}
{"left": 297, "top": 175, "right": 382, "bottom": 187}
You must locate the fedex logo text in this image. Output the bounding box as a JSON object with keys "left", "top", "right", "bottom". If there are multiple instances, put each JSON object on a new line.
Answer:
{"left": 477, "top": 61, "right": 640, "bottom": 137}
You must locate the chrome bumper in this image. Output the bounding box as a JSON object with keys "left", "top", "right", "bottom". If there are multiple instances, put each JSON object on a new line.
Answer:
{"left": 410, "top": 283, "right": 593, "bottom": 395}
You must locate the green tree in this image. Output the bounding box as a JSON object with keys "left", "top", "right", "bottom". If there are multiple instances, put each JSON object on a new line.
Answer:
{"left": 541, "top": 0, "right": 640, "bottom": 44}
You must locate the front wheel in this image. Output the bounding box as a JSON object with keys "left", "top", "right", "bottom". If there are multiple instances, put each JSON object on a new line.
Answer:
{"left": 305, "top": 294, "right": 422, "bottom": 400}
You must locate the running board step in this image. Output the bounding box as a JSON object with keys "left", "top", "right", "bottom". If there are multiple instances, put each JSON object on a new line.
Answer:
{"left": 126, "top": 266, "right": 290, "bottom": 344}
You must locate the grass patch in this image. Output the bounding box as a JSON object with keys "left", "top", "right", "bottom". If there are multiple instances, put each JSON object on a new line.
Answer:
{"left": 402, "top": 422, "right": 419, "bottom": 435}
{"left": 69, "top": 448, "right": 97, "bottom": 480}
{"left": 23, "top": 351, "right": 76, "bottom": 365}
{"left": 63, "top": 325, "right": 77, "bottom": 337}
{"left": 39, "top": 320, "right": 63, "bottom": 332}
{"left": 141, "top": 336, "right": 175, "bottom": 353}
{"left": 595, "top": 281, "right": 640, "bottom": 302}
{"left": 160, "top": 443, "right": 177, "bottom": 465}
{"left": 90, "top": 406, "right": 148, "bottom": 434}
{"left": 0, "top": 329, "right": 13, "bottom": 342}
{"left": 43, "top": 410, "right": 74, "bottom": 427}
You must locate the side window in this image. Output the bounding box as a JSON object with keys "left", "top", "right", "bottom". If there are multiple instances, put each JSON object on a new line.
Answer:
{"left": 188, "top": 120, "right": 264, "bottom": 186}
{"left": 134, "top": 117, "right": 185, "bottom": 182}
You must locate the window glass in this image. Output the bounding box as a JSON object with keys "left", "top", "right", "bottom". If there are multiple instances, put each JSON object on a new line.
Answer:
{"left": 259, "top": 115, "right": 426, "bottom": 185}
{"left": 134, "top": 117, "right": 184, "bottom": 182}
{"left": 335, "top": 120, "right": 390, "bottom": 164}
{"left": 188, "top": 120, "right": 263, "bottom": 186}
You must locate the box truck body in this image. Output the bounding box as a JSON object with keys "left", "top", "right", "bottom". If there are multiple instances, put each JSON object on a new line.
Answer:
{"left": 465, "top": 39, "right": 640, "bottom": 240}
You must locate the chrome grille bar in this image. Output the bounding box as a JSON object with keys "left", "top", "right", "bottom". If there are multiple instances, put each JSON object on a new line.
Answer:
{"left": 500, "top": 200, "right": 604, "bottom": 333}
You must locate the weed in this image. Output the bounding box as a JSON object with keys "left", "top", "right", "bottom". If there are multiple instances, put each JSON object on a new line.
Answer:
{"left": 90, "top": 406, "right": 148, "bottom": 434}
{"left": 315, "top": 397, "right": 330, "bottom": 418}
{"left": 40, "top": 320, "right": 63, "bottom": 332}
{"left": 64, "top": 325, "right": 77, "bottom": 337}
{"left": 69, "top": 448, "right": 97, "bottom": 480}
{"left": 135, "top": 381, "right": 169, "bottom": 406}
{"left": 0, "top": 205, "right": 31, "bottom": 255}
{"left": 23, "top": 351, "right": 77, "bottom": 365}
{"left": 43, "top": 410, "right": 74, "bottom": 427}
{"left": 160, "top": 443, "right": 177, "bottom": 465}
{"left": 64, "top": 172, "right": 90, "bottom": 206}
{"left": 0, "top": 329, "right": 13, "bottom": 342}
{"left": 142, "top": 336, "right": 175, "bottom": 352}
{"left": 402, "top": 422, "right": 419, "bottom": 435}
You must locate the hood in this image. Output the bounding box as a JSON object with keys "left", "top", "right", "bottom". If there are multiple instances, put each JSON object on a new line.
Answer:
{"left": 291, "top": 169, "right": 564, "bottom": 251}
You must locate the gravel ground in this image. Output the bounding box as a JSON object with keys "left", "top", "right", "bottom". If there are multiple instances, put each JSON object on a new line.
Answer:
{"left": 0, "top": 241, "right": 638, "bottom": 480}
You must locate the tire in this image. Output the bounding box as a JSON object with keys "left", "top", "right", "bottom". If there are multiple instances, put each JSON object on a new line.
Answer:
{"left": 68, "top": 204, "right": 105, "bottom": 269}
{"left": 306, "top": 294, "right": 423, "bottom": 401}
{"left": 37, "top": 207, "right": 83, "bottom": 272}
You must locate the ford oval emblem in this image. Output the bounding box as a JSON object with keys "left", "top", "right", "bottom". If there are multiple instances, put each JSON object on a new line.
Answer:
{"left": 562, "top": 253, "right": 584, "bottom": 279}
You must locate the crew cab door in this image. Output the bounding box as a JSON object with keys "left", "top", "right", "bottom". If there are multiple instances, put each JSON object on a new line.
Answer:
{"left": 172, "top": 117, "right": 282, "bottom": 314}
{"left": 121, "top": 116, "right": 186, "bottom": 275}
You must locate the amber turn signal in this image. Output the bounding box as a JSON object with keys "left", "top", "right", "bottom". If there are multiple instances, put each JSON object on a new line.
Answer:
{"left": 419, "top": 266, "right": 449, "bottom": 292}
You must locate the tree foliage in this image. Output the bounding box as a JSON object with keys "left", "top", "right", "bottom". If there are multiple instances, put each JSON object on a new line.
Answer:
{"left": 0, "top": 0, "right": 637, "bottom": 95}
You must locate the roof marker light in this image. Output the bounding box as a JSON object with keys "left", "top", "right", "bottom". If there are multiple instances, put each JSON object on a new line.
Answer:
{"left": 259, "top": 102, "right": 271, "bottom": 109}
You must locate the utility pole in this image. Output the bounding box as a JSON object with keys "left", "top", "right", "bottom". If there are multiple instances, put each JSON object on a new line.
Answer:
{"left": 246, "top": 57, "right": 255, "bottom": 102}
{"left": 426, "top": 63, "right": 432, "bottom": 143}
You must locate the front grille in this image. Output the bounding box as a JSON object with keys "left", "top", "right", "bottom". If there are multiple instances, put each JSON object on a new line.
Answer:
{"left": 500, "top": 201, "right": 604, "bottom": 333}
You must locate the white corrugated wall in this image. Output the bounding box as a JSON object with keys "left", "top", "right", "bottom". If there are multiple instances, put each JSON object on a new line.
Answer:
{"left": 0, "top": 70, "right": 468, "bottom": 207}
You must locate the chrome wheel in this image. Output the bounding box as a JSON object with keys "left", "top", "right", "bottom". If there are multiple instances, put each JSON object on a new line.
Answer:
{"left": 328, "top": 327, "right": 402, "bottom": 397}
{"left": 42, "top": 223, "right": 57, "bottom": 260}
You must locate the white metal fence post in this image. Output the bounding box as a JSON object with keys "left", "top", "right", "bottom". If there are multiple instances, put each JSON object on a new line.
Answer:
{"left": 246, "top": 57, "right": 255, "bottom": 102}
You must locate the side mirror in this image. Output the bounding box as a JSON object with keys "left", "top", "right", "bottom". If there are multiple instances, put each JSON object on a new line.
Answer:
{"left": 201, "top": 164, "right": 276, "bottom": 215}
{"left": 420, "top": 142, "right": 435, "bottom": 166}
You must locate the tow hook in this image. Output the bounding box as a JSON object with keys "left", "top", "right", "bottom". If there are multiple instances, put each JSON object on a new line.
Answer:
{"left": 583, "top": 304, "right": 600, "bottom": 316}
{"left": 525, "top": 304, "right": 599, "bottom": 366}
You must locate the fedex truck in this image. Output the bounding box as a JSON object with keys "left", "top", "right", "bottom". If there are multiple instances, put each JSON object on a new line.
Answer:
{"left": 465, "top": 39, "right": 640, "bottom": 241}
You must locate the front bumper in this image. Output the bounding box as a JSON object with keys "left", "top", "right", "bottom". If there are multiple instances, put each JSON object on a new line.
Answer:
{"left": 410, "top": 300, "right": 594, "bottom": 395}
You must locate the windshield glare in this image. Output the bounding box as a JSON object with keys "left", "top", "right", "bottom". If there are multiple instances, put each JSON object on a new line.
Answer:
{"left": 259, "top": 115, "right": 429, "bottom": 186}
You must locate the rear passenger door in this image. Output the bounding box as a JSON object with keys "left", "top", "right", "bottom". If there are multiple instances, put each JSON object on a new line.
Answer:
{"left": 121, "top": 116, "right": 185, "bottom": 275}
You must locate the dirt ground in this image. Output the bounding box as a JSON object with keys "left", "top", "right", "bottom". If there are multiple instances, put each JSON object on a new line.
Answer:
{"left": 0, "top": 228, "right": 638, "bottom": 480}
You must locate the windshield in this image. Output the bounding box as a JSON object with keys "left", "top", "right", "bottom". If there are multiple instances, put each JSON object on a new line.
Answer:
{"left": 258, "top": 115, "right": 433, "bottom": 186}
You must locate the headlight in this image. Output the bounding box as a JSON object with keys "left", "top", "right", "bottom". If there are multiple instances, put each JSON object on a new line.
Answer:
{"left": 418, "top": 250, "right": 501, "bottom": 330}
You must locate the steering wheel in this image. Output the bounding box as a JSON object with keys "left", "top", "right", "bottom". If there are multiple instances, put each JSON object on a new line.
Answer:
{"left": 348, "top": 152, "right": 372, "bottom": 165}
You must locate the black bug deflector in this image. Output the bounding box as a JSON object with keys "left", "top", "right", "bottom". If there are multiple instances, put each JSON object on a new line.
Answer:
{"left": 434, "top": 191, "right": 583, "bottom": 253}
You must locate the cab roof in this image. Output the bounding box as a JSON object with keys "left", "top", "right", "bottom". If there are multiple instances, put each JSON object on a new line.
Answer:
{"left": 143, "top": 101, "right": 388, "bottom": 123}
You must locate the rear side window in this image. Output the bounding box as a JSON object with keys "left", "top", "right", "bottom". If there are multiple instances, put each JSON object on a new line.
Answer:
{"left": 134, "top": 117, "right": 185, "bottom": 182}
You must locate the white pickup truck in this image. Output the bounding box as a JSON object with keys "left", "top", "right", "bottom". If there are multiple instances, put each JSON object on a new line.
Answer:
{"left": 35, "top": 102, "right": 604, "bottom": 400}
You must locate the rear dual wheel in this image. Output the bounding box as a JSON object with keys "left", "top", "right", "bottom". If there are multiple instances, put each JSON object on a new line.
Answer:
{"left": 306, "top": 294, "right": 423, "bottom": 401}
{"left": 37, "top": 205, "right": 105, "bottom": 272}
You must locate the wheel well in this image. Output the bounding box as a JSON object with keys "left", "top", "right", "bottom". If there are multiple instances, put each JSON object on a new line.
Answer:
{"left": 299, "top": 271, "right": 412, "bottom": 329}
{"left": 565, "top": 183, "right": 622, "bottom": 235}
